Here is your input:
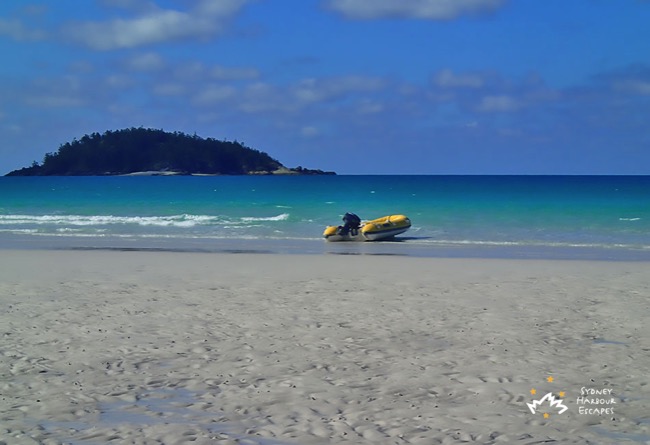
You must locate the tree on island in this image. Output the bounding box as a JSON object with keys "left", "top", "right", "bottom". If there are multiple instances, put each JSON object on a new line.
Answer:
{"left": 7, "top": 127, "right": 334, "bottom": 176}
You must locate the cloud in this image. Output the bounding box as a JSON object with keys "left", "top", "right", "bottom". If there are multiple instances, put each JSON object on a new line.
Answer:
{"left": 565, "top": 65, "right": 650, "bottom": 103}
{"left": 605, "top": 67, "right": 650, "bottom": 95}
{"left": 235, "top": 75, "right": 387, "bottom": 113}
{"left": 180, "top": 76, "right": 387, "bottom": 134}
{"left": 192, "top": 85, "right": 237, "bottom": 106}
{"left": 66, "top": 0, "right": 250, "bottom": 50}
{"left": 210, "top": 66, "right": 260, "bottom": 81}
{"left": 426, "top": 67, "right": 561, "bottom": 116}
{"left": 104, "top": 74, "right": 135, "bottom": 89}
{"left": 125, "top": 52, "right": 166, "bottom": 71}
{"left": 100, "top": 0, "right": 150, "bottom": 10}
{"left": 25, "top": 93, "right": 86, "bottom": 109}
{"left": 475, "top": 95, "right": 521, "bottom": 112}
{"left": 22, "top": 4, "right": 49, "bottom": 16}
{"left": 0, "top": 18, "right": 47, "bottom": 41}
{"left": 294, "top": 76, "right": 386, "bottom": 101}
{"left": 238, "top": 82, "right": 283, "bottom": 113}
{"left": 324, "top": 0, "right": 508, "bottom": 20}
{"left": 0, "top": 3, "right": 49, "bottom": 42}
{"left": 614, "top": 79, "right": 650, "bottom": 95}
{"left": 152, "top": 83, "right": 187, "bottom": 97}
{"left": 433, "top": 69, "right": 485, "bottom": 88}
{"left": 159, "top": 60, "right": 260, "bottom": 83}
{"left": 301, "top": 126, "right": 320, "bottom": 137}
{"left": 357, "top": 100, "right": 385, "bottom": 114}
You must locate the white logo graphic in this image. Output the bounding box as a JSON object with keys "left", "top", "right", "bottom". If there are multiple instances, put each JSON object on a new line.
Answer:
{"left": 527, "top": 392, "right": 568, "bottom": 415}
{"left": 526, "top": 377, "right": 617, "bottom": 420}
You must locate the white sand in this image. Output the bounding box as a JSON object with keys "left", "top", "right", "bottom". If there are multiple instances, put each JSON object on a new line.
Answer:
{"left": 1, "top": 250, "right": 648, "bottom": 444}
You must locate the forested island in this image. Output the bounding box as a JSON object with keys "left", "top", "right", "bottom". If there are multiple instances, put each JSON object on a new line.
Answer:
{"left": 6, "top": 128, "right": 335, "bottom": 176}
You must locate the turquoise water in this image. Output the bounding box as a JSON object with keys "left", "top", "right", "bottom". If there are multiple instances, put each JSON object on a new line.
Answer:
{"left": 1, "top": 175, "right": 649, "bottom": 259}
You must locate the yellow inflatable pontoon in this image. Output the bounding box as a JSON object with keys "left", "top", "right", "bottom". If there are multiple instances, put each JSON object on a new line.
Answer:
{"left": 323, "top": 214, "right": 411, "bottom": 242}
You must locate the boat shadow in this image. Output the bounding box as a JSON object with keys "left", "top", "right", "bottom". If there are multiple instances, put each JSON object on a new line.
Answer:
{"left": 323, "top": 235, "right": 434, "bottom": 257}
{"left": 375, "top": 235, "right": 432, "bottom": 243}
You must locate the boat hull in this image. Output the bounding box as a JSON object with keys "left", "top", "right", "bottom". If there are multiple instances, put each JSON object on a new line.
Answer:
{"left": 324, "top": 215, "right": 411, "bottom": 242}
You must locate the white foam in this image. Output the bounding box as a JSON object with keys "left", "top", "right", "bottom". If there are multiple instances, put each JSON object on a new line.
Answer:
{"left": 240, "top": 213, "right": 290, "bottom": 222}
{"left": 0, "top": 213, "right": 290, "bottom": 228}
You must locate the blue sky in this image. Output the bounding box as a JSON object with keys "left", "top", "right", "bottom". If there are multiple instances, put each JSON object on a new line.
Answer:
{"left": 1, "top": 0, "right": 649, "bottom": 174}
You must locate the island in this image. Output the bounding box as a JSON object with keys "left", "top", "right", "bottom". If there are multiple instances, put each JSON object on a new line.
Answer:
{"left": 6, "top": 128, "right": 335, "bottom": 176}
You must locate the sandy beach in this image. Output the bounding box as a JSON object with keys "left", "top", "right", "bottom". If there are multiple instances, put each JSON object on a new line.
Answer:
{"left": 1, "top": 250, "right": 648, "bottom": 444}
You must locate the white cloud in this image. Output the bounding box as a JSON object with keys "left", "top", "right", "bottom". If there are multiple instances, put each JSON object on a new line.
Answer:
{"left": 613, "top": 79, "right": 650, "bottom": 95}
{"left": 428, "top": 68, "right": 560, "bottom": 114}
{"left": 235, "top": 76, "right": 387, "bottom": 113}
{"left": 0, "top": 18, "right": 46, "bottom": 41}
{"left": 169, "top": 61, "right": 259, "bottom": 82}
{"left": 69, "top": 61, "right": 95, "bottom": 74}
{"left": 357, "top": 100, "right": 384, "bottom": 114}
{"left": 153, "top": 83, "right": 187, "bottom": 96}
{"left": 25, "top": 93, "right": 85, "bottom": 108}
{"left": 68, "top": 10, "right": 201, "bottom": 50}
{"left": 301, "top": 126, "right": 320, "bottom": 137}
{"left": 293, "top": 80, "right": 325, "bottom": 104}
{"left": 291, "top": 76, "right": 386, "bottom": 104}
{"left": 434, "top": 69, "right": 484, "bottom": 88}
{"left": 475, "top": 95, "right": 520, "bottom": 112}
{"left": 193, "top": 85, "right": 237, "bottom": 106}
{"left": 126, "top": 52, "right": 166, "bottom": 71}
{"left": 67, "top": 0, "right": 250, "bottom": 50}
{"left": 24, "top": 76, "right": 87, "bottom": 109}
{"left": 105, "top": 74, "right": 135, "bottom": 89}
{"left": 325, "top": 0, "right": 507, "bottom": 20}
{"left": 210, "top": 66, "right": 260, "bottom": 81}
{"left": 498, "top": 127, "right": 522, "bottom": 137}
{"left": 173, "top": 62, "right": 207, "bottom": 81}
{"left": 22, "top": 5, "right": 49, "bottom": 16}
{"left": 5, "top": 123, "right": 23, "bottom": 134}
{"left": 239, "top": 82, "right": 292, "bottom": 113}
{"left": 100, "top": 0, "right": 149, "bottom": 10}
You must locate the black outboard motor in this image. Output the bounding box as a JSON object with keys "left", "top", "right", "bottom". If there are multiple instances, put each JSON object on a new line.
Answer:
{"left": 338, "top": 212, "right": 361, "bottom": 236}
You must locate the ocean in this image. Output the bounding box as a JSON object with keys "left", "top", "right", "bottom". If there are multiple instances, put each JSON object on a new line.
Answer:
{"left": 1, "top": 175, "right": 649, "bottom": 260}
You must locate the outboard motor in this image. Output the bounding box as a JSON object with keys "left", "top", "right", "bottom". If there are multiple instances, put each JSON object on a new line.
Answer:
{"left": 339, "top": 212, "right": 361, "bottom": 236}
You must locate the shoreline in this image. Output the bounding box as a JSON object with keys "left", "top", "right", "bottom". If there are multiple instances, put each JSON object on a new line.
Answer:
{"left": 2, "top": 250, "right": 649, "bottom": 444}
{"left": 2, "top": 233, "right": 650, "bottom": 262}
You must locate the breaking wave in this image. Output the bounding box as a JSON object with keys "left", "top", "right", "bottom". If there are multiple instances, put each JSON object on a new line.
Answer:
{"left": 0, "top": 213, "right": 291, "bottom": 228}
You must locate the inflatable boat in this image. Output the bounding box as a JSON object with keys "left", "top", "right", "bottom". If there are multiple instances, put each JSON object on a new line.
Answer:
{"left": 323, "top": 214, "right": 411, "bottom": 242}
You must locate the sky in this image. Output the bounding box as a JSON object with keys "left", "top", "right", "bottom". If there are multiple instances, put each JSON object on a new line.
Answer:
{"left": 1, "top": 0, "right": 649, "bottom": 175}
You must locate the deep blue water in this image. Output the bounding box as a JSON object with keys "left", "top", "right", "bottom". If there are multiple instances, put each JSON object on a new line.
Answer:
{"left": 1, "top": 175, "right": 649, "bottom": 259}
